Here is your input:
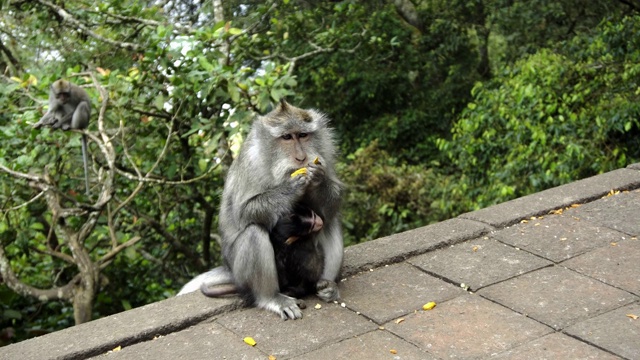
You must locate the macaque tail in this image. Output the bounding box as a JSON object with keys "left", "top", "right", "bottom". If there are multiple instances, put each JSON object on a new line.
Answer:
{"left": 176, "top": 266, "right": 235, "bottom": 296}
{"left": 82, "top": 133, "right": 90, "bottom": 196}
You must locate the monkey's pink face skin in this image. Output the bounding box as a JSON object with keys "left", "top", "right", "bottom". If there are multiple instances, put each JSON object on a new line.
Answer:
{"left": 280, "top": 132, "right": 313, "bottom": 167}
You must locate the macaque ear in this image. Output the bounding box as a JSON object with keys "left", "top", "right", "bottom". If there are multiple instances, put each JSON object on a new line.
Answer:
{"left": 277, "top": 98, "right": 290, "bottom": 112}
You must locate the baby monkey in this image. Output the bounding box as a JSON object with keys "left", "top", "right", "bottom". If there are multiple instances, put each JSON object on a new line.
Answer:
{"left": 200, "top": 204, "right": 325, "bottom": 301}
{"left": 271, "top": 204, "right": 325, "bottom": 300}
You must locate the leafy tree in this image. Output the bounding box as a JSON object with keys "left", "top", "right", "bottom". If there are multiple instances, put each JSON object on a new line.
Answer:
{"left": 0, "top": 0, "right": 307, "bottom": 340}
{"left": 438, "top": 15, "right": 640, "bottom": 214}
{"left": 339, "top": 141, "right": 443, "bottom": 245}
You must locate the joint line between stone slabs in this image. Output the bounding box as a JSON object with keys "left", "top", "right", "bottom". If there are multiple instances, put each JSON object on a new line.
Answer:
{"left": 474, "top": 291, "right": 557, "bottom": 331}
{"left": 406, "top": 261, "right": 474, "bottom": 292}
{"left": 561, "top": 329, "right": 631, "bottom": 360}
{"left": 491, "top": 235, "right": 568, "bottom": 265}
{"left": 342, "top": 228, "right": 492, "bottom": 278}
{"left": 458, "top": 217, "right": 498, "bottom": 231}
{"left": 212, "top": 312, "right": 273, "bottom": 358}
{"left": 407, "top": 251, "right": 555, "bottom": 293}
{"left": 292, "top": 329, "right": 382, "bottom": 359}
{"left": 557, "top": 264, "right": 640, "bottom": 301}
{"left": 475, "top": 262, "right": 557, "bottom": 294}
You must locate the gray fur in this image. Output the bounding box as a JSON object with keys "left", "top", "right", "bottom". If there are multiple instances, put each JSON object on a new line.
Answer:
{"left": 33, "top": 79, "right": 92, "bottom": 195}
{"left": 180, "top": 101, "right": 343, "bottom": 320}
{"left": 34, "top": 79, "right": 91, "bottom": 131}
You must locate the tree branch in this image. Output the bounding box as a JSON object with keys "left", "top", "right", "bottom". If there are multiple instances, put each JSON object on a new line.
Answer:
{"left": 616, "top": 0, "right": 640, "bottom": 12}
{"left": 0, "top": 243, "right": 75, "bottom": 301}
{"left": 35, "top": 0, "right": 141, "bottom": 51}
{"left": 392, "top": 0, "right": 424, "bottom": 33}
{"left": 98, "top": 236, "right": 143, "bottom": 266}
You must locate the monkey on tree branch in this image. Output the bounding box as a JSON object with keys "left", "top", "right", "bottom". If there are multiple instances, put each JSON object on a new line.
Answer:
{"left": 33, "top": 79, "right": 92, "bottom": 196}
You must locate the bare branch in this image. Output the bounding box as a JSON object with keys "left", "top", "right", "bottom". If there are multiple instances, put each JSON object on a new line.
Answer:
{"left": 1, "top": 191, "right": 45, "bottom": 212}
{"left": 392, "top": 0, "right": 424, "bottom": 33}
{"left": 98, "top": 236, "right": 143, "bottom": 266}
{"left": 35, "top": 0, "right": 141, "bottom": 51}
{"left": 114, "top": 157, "right": 223, "bottom": 185}
{"left": 0, "top": 163, "right": 44, "bottom": 183}
{"left": 0, "top": 39, "right": 21, "bottom": 72}
{"left": 33, "top": 247, "right": 75, "bottom": 264}
{"left": 101, "top": 12, "right": 197, "bottom": 35}
{"left": 86, "top": 73, "right": 116, "bottom": 209}
{"left": 278, "top": 36, "right": 364, "bottom": 76}
{"left": 0, "top": 243, "right": 75, "bottom": 301}
{"left": 616, "top": 0, "right": 640, "bottom": 12}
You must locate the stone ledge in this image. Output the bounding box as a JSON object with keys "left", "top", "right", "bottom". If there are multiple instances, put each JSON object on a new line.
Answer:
{"left": 627, "top": 162, "right": 640, "bottom": 170}
{"left": 342, "top": 217, "right": 490, "bottom": 277}
{"left": 0, "top": 294, "right": 240, "bottom": 360}
{"left": 459, "top": 168, "right": 640, "bottom": 227}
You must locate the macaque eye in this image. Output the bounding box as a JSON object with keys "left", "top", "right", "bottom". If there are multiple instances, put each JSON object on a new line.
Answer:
{"left": 282, "top": 134, "right": 293, "bottom": 140}
{"left": 298, "top": 133, "right": 308, "bottom": 138}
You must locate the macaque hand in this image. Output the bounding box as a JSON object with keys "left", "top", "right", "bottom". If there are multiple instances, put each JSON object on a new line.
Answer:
{"left": 306, "top": 161, "right": 326, "bottom": 188}
{"left": 290, "top": 170, "right": 313, "bottom": 197}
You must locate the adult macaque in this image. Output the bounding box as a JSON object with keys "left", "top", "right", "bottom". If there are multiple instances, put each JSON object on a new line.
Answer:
{"left": 34, "top": 79, "right": 91, "bottom": 195}
{"left": 178, "top": 100, "right": 343, "bottom": 320}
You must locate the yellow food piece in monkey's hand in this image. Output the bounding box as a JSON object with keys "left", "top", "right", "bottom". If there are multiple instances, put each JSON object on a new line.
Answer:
{"left": 290, "top": 167, "right": 308, "bottom": 178}
{"left": 243, "top": 337, "right": 257, "bottom": 346}
{"left": 290, "top": 158, "right": 319, "bottom": 178}
{"left": 422, "top": 302, "right": 437, "bottom": 310}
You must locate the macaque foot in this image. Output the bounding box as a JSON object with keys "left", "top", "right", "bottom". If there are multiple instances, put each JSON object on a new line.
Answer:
{"left": 316, "top": 279, "right": 340, "bottom": 302}
{"left": 259, "top": 294, "right": 305, "bottom": 320}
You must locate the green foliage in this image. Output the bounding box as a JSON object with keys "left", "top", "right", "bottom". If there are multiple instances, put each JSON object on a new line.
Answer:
{"left": 489, "top": 0, "right": 625, "bottom": 63}
{"left": 340, "top": 142, "right": 443, "bottom": 245}
{"left": 0, "top": 0, "right": 300, "bottom": 343}
{"left": 289, "top": 2, "right": 482, "bottom": 162}
{"left": 439, "top": 15, "right": 640, "bottom": 213}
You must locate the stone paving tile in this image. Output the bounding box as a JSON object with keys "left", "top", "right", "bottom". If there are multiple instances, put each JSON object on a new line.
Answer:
{"left": 563, "top": 239, "right": 640, "bottom": 296}
{"left": 489, "top": 332, "right": 621, "bottom": 360}
{"left": 565, "top": 302, "right": 640, "bottom": 360}
{"left": 342, "top": 218, "right": 490, "bottom": 276}
{"left": 215, "top": 301, "right": 377, "bottom": 359}
{"left": 409, "top": 238, "right": 551, "bottom": 291}
{"left": 90, "top": 321, "right": 265, "bottom": 360}
{"left": 478, "top": 266, "right": 638, "bottom": 330}
{"left": 459, "top": 168, "right": 640, "bottom": 227}
{"left": 339, "top": 263, "right": 465, "bottom": 324}
{"left": 493, "top": 213, "right": 628, "bottom": 262}
{"left": 290, "top": 330, "right": 438, "bottom": 360}
{"left": 569, "top": 190, "right": 640, "bottom": 236}
{"left": 385, "top": 294, "right": 552, "bottom": 359}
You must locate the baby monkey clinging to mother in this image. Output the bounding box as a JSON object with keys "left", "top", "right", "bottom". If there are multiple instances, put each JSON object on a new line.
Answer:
{"left": 178, "top": 100, "right": 343, "bottom": 320}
